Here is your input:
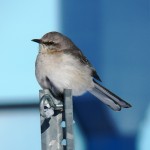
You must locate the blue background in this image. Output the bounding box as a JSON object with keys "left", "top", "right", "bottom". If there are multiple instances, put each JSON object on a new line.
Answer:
{"left": 0, "top": 0, "right": 150, "bottom": 150}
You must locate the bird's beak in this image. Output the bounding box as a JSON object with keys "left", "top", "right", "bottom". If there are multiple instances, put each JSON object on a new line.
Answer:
{"left": 31, "top": 39, "right": 42, "bottom": 44}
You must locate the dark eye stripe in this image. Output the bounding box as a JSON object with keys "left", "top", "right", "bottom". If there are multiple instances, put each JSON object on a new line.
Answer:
{"left": 44, "top": 41, "right": 55, "bottom": 45}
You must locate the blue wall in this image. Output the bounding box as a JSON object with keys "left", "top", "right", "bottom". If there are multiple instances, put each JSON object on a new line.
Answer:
{"left": 61, "top": 0, "right": 150, "bottom": 149}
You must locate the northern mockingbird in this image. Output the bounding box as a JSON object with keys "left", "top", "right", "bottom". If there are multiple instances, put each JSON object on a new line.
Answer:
{"left": 32, "top": 31, "right": 131, "bottom": 111}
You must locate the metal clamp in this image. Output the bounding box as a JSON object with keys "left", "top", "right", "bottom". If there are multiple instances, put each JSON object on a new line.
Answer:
{"left": 40, "top": 90, "right": 63, "bottom": 118}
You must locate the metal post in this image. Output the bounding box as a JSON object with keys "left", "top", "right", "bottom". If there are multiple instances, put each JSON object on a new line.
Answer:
{"left": 64, "top": 89, "right": 74, "bottom": 150}
{"left": 39, "top": 89, "right": 74, "bottom": 150}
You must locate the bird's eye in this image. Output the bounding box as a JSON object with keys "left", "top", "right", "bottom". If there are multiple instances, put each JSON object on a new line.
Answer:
{"left": 49, "top": 41, "right": 55, "bottom": 45}
{"left": 44, "top": 41, "right": 55, "bottom": 45}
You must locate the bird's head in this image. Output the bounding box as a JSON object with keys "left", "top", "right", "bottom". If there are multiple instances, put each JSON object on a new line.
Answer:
{"left": 32, "top": 32, "right": 75, "bottom": 53}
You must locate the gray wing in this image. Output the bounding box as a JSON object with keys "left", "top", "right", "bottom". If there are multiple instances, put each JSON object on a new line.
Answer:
{"left": 64, "top": 47, "right": 101, "bottom": 81}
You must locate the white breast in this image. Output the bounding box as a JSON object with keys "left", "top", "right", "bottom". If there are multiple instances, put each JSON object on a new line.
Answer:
{"left": 35, "top": 52, "right": 94, "bottom": 96}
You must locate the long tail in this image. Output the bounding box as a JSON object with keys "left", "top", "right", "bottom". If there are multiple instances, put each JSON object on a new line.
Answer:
{"left": 88, "top": 81, "right": 132, "bottom": 111}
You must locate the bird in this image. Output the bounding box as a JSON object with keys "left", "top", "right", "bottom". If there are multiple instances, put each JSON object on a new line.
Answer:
{"left": 32, "top": 31, "right": 131, "bottom": 111}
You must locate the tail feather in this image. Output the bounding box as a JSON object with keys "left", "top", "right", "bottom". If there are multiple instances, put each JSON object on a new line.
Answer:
{"left": 89, "top": 81, "right": 132, "bottom": 111}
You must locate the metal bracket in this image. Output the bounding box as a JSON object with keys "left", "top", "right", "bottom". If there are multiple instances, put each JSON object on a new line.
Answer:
{"left": 40, "top": 89, "right": 63, "bottom": 118}
{"left": 39, "top": 89, "right": 74, "bottom": 150}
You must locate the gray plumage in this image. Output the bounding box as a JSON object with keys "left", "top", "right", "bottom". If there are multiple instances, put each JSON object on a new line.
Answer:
{"left": 32, "top": 32, "right": 131, "bottom": 111}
